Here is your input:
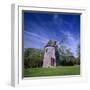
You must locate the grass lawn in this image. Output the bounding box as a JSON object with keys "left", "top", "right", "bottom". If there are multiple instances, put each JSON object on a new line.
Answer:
{"left": 24, "top": 66, "right": 80, "bottom": 77}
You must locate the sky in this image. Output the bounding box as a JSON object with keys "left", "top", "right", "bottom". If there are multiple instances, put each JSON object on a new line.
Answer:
{"left": 24, "top": 11, "right": 80, "bottom": 57}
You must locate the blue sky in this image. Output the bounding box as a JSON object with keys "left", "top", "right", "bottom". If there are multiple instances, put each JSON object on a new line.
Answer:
{"left": 24, "top": 11, "right": 80, "bottom": 56}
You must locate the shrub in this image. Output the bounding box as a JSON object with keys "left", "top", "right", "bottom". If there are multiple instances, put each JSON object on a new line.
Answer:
{"left": 60, "top": 56, "right": 75, "bottom": 66}
{"left": 24, "top": 48, "right": 44, "bottom": 68}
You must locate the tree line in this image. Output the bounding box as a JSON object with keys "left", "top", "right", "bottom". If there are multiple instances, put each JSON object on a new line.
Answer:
{"left": 24, "top": 44, "right": 80, "bottom": 68}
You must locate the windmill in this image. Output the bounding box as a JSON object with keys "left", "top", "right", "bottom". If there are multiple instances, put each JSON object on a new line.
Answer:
{"left": 55, "top": 32, "right": 69, "bottom": 65}
{"left": 59, "top": 32, "right": 69, "bottom": 45}
{"left": 42, "top": 32, "right": 70, "bottom": 68}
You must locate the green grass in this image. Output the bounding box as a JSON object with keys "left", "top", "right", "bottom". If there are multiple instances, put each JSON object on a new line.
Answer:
{"left": 24, "top": 66, "right": 80, "bottom": 77}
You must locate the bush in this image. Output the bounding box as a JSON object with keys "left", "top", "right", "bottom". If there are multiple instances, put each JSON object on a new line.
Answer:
{"left": 24, "top": 48, "right": 44, "bottom": 68}
{"left": 60, "top": 56, "right": 75, "bottom": 66}
{"left": 75, "top": 58, "right": 80, "bottom": 65}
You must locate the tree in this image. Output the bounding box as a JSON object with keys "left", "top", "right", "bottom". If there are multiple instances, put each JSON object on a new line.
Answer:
{"left": 24, "top": 48, "right": 44, "bottom": 68}
{"left": 66, "top": 48, "right": 73, "bottom": 56}
{"left": 76, "top": 44, "right": 80, "bottom": 65}
{"left": 77, "top": 44, "right": 80, "bottom": 58}
{"left": 59, "top": 44, "right": 75, "bottom": 66}
{"left": 55, "top": 45, "right": 60, "bottom": 66}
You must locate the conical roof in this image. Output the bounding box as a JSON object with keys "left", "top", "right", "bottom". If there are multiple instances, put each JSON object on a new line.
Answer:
{"left": 45, "top": 40, "right": 57, "bottom": 47}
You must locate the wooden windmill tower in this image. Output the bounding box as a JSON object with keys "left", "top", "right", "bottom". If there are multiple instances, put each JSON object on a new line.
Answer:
{"left": 43, "top": 40, "right": 56, "bottom": 68}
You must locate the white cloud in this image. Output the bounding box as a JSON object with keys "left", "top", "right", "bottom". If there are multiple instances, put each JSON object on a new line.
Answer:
{"left": 24, "top": 30, "right": 49, "bottom": 48}
{"left": 60, "top": 31, "right": 80, "bottom": 57}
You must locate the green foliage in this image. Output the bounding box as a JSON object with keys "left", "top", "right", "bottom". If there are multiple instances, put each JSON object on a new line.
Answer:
{"left": 75, "top": 57, "right": 80, "bottom": 65}
{"left": 24, "top": 43, "right": 80, "bottom": 68}
{"left": 76, "top": 44, "right": 80, "bottom": 65}
{"left": 58, "top": 44, "right": 76, "bottom": 66}
{"left": 55, "top": 47, "right": 60, "bottom": 66}
{"left": 60, "top": 56, "right": 75, "bottom": 66}
{"left": 77, "top": 44, "right": 80, "bottom": 58}
{"left": 24, "top": 48, "right": 44, "bottom": 68}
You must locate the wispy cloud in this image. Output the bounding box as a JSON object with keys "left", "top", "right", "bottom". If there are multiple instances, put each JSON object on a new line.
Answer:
{"left": 24, "top": 31, "right": 49, "bottom": 48}
{"left": 60, "top": 31, "right": 79, "bottom": 56}
{"left": 24, "top": 12, "right": 80, "bottom": 56}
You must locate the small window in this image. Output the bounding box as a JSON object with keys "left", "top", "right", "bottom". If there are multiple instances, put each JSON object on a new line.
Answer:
{"left": 46, "top": 48, "right": 48, "bottom": 53}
